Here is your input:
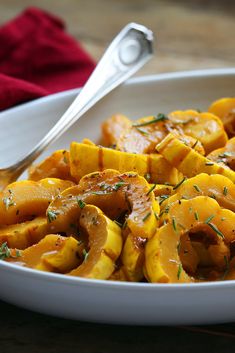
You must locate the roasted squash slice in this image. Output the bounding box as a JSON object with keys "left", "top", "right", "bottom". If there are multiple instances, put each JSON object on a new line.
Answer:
{"left": 7, "top": 234, "right": 80, "bottom": 273}
{"left": 156, "top": 133, "right": 235, "bottom": 183}
{"left": 207, "top": 137, "right": 235, "bottom": 171}
{"left": 101, "top": 113, "right": 132, "bottom": 146}
{"left": 208, "top": 97, "right": 235, "bottom": 137}
{"left": 145, "top": 196, "right": 234, "bottom": 283}
{"left": 116, "top": 114, "right": 205, "bottom": 155}
{"left": 29, "top": 150, "right": 75, "bottom": 182}
{"left": 68, "top": 204, "right": 122, "bottom": 279}
{"left": 168, "top": 110, "right": 227, "bottom": 154}
{"left": 161, "top": 173, "right": 235, "bottom": 214}
{"left": 0, "top": 178, "right": 74, "bottom": 225}
{"left": 0, "top": 217, "right": 49, "bottom": 249}
{"left": 70, "top": 142, "right": 182, "bottom": 185}
{"left": 47, "top": 169, "right": 159, "bottom": 238}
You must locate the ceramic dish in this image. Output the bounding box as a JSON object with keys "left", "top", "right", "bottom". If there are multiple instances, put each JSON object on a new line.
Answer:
{"left": 0, "top": 68, "right": 235, "bottom": 325}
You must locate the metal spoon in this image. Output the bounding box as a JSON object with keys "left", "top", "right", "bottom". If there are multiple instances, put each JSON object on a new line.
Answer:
{"left": 0, "top": 22, "right": 153, "bottom": 189}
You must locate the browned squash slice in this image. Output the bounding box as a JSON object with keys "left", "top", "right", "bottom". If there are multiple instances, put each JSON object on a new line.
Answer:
{"left": 0, "top": 178, "right": 74, "bottom": 225}
{"left": 145, "top": 196, "right": 234, "bottom": 283}
{"left": 70, "top": 142, "right": 182, "bottom": 185}
{"left": 6, "top": 234, "right": 80, "bottom": 273}
{"left": 29, "top": 150, "right": 75, "bottom": 182}
{"left": 168, "top": 110, "right": 228, "bottom": 154}
{"left": 68, "top": 204, "right": 122, "bottom": 279}
{"left": 101, "top": 114, "right": 132, "bottom": 146}
{"left": 0, "top": 217, "right": 49, "bottom": 249}
{"left": 116, "top": 114, "right": 205, "bottom": 155}
{"left": 47, "top": 169, "right": 159, "bottom": 239}
{"left": 208, "top": 97, "right": 235, "bottom": 137}
{"left": 161, "top": 173, "right": 235, "bottom": 214}
{"left": 156, "top": 133, "right": 235, "bottom": 183}
{"left": 207, "top": 137, "right": 235, "bottom": 171}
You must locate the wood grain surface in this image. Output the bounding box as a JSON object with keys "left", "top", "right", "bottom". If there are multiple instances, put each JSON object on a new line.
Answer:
{"left": 0, "top": 0, "right": 234, "bottom": 76}
{"left": 0, "top": 1, "right": 235, "bottom": 352}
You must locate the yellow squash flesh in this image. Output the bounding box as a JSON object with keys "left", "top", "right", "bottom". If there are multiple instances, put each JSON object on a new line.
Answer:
{"left": 7, "top": 234, "right": 80, "bottom": 273}
{"left": 69, "top": 204, "right": 122, "bottom": 279}
{"left": 0, "top": 217, "right": 49, "bottom": 249}
{"left": 70, "top": 142, "right": 182, "bottom": 185}
{"left": 168, "top": 110, "right": 228, "bottom": 154}
{"left": 156, "top": 133, "right": 235, "bottom": 183}
{"left": 47, "top": 169, "right": 159, "bottom": 239}
{"left": 29, "top": 150, "right": 75, "bottom": 182}
{"left": 145, "top": 196, "right": 235, "bottom": 283}
{"left": 101, "top": 114, "right": 132, "bottom": 146}
{"left": 208, "top": 97, "right": 235, "bottom": 137}
{"left": 161, "top": 173, "right": 235, "bottom": 214}
{"left": 207, "top": 137, "right": 235, "bottom": 171}
{"left": 0, "top": 178, "right": 74, "bottom": 225}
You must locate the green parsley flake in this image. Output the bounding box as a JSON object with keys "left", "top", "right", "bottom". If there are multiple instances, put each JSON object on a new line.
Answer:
{"left": 142, "top": 212, "right": 151, "bottom": 222}
{"left": 177, "top": 264, "right": 182, "bottom": 280}
{"left": 204, "top": 214, "right": 215, "bottom": 224}
{"left": 47, "top": 210, "right": 58, "bottom": 223}
{"left": 194, "top": 211, "right": 199, "bottom": 221}
{"left": 172, "top": 218, "right": 177, "bottom": 231}
{"left": 193, "top": 184, "right": 201, "bottom": 192}
{"left": 223, "top": 186, "right": 228, "bottom": 196}
{"left": 132, "top": 113, "right": 168, "bottom": 127}
{"left": 76, "top": 198, "right": 86, "bottom": 209}
{"left": 146, "top": 184, "right": 157, "bottom": 196}
{"left": 207, "top": 222, "right": 224, "bottom": 239}
{"left": 173, "top": 177, "right": 186, "bottom": 190}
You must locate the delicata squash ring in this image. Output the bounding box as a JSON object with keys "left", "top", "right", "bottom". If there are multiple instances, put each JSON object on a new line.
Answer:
{"left": 69, "top": 204, "right": 123, "bottom": 279}
{"left": 47, "top": 169, "right": 159, "bottom": 238}
{"left": 145, "top": 196, "right": 235, "bottom": 283}
{"left": 161, "top": 173, "right": 235, "bottom": 216}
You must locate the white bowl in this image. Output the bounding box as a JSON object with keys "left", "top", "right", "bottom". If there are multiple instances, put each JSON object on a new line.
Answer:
{"left": 0, "top": 68, "right": 235, "bottom": 325}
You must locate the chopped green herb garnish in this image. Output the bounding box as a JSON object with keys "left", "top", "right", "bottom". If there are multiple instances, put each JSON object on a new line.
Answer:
{"left": 144, "top": 173, "right": 151, "bottom": 182}
{"left": 173, "top": 177, "right": 186, "bottom": 190}
{"left": 177, "top": 264, "right": 182, "bottom": 280}
{"left": 135, "top": 127, "right": 149, "bottom": 136}
{"left": 172, "top": 217, "right": 177, "bottom": 231}
{"left": 113, "top": 182, "right": 126, "bottom": 191}
{"left": 159, "top": 194, "right": 170, "bottom": 205}
{"left": 193, "top": 184, "right": 201, "bottom": 192}
{"left": 47, "top": 210, "right": 59, "bottom": 223}
{"left": 177, "top": 241, "right": 181, "bottom": 253}
{"left": 191, "top": 140, "right": 199, "bottom": 149}
{"left": 0, "top": 242, "right": 21, "bottom": 260}
{"left": 142, "top": 212, "right": 151, "bottom": 222}
{"left": 204, "top": 214, "right": 215, "bottom": 224}
{"left": 154, "top": 212, "right": 159, "bottom": 221}
{"left": 82, "top": 249, "right": 89, "bottom": 262}
{"left": 194, "top": 211, "right": 199, "bottom": 221}
{"left": 3, "top": 197, "right": 15, "bottom": 210}
{"left": 207, "top": 222, "right": 225, "bottom": 239}
{"left": 132, "top": 113, "right": 168, "bottom": 127}
{"left": 219, "top": 152, "right": 232, "bottom": 158}
{"left": 223, "top": 186, "right": 228, "bottom": 196}
{"left": 114, "top": 220, "right": 122, "bottom": 227}
{"left": 146, "top": 184, "right": 157, "bottom": 196}
{"left": 76, "top": 198, "right": 86, "bottom": 209}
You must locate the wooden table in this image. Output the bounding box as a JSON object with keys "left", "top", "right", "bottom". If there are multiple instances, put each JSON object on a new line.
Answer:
{"left": 0, "top": 1, "right": 235, "bottom": 352}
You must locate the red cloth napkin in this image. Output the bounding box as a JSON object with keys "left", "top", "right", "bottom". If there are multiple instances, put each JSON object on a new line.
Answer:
{"left": 0, "top": 7, "right": 96, "bottom": 110}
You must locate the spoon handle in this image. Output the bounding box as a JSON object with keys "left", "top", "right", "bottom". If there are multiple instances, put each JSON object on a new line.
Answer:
{"left": 14, "top": 23, "right": 153, "bottom": 174}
